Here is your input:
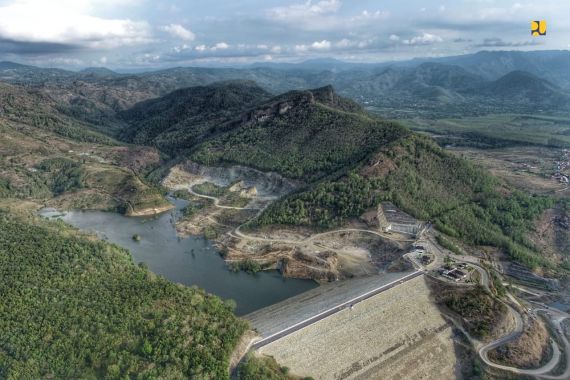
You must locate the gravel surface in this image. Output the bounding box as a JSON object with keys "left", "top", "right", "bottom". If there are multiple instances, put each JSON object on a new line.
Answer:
{"left": 258, "top": 276, "right": 458, "bottom": 380}
{"left": 245, "top": 271, "right": 414, "bottom": 338}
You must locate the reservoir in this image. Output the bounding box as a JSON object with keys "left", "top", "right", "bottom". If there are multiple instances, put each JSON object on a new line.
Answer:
{"left": 39, "top": 196, "right": 317, "bottom": 315}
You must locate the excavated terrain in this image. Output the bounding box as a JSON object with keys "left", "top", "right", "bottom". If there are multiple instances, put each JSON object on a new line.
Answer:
{"left": 163, "top": 163, "right": 413, "bottom": 282}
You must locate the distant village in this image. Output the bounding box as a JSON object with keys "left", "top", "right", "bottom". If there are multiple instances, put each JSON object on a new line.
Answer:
{"left": 552, "top": 148, "right": 569, "bottom": 184}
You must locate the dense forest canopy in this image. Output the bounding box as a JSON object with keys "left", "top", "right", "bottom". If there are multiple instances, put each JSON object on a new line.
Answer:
{"left": 255, "top": 135, "right": 559, "bottom": 270}
{"left": 0, "top": 211, "right": 246, "bottom": 379}
{"left": 191, "top": 86, "right": 409, "bottom": 180}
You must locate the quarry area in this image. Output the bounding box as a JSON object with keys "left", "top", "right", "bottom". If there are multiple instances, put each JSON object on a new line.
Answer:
{"left": 164, "top": 161, "right": 570, "bottom": 380}
{"left": 163, "top": 161, "right": 416, "bottom": 282}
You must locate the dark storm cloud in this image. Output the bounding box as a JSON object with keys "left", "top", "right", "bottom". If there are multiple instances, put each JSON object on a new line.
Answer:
{"left": 0, "top": 39, "right": 82, "bottom": 55}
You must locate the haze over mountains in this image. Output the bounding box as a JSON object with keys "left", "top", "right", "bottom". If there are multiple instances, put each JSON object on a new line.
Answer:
{"left": 1, "top": 50, "right": 569, "bottom": 123}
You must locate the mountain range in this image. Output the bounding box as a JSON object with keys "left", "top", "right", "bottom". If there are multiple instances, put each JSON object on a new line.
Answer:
{"left": 0, "top": 59, "right": 564, "bottom": 280}
{"left": 1, "top": 50, "right": 569, "bottom": 121}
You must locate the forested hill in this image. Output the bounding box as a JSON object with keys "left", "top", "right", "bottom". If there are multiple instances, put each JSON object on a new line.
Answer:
{"left": 255, "top": 134, "right": 560, "bottom": 271}
{"left": 0, "top": 82, "right": 116, "bottom": 145}
{"left": 119, "top": 80, "right": 271, "bottom": 151}
{"left": 118, "top": 83, "right": 407, "bottom": 180}
{"left": 190, "top": 85, "right": 409, "bottom": 180}
{"left": 0, "top": 210, "right": 246, "bottom": 378}
{"left": 472, "top": 70, "right": 570, "bottom": 108}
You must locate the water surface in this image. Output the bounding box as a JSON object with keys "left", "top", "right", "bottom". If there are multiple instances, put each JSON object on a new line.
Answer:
{"left": 40, "top": 198, "right": 317, "bottom": 315}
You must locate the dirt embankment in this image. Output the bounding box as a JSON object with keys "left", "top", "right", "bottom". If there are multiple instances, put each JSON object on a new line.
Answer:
{"left": 217, "top": 233, "right": 340, "bottom": 282}
{"left": 218, "top": 226, "right": 412, "bottom": 283}
{"left": 427, "top": 277, "right": 509, "bottom": 342}
{"left": 125, "top": 204, "right": 174, "bottom": 216}
{"left": 530, "top": 207, "right": 570, "bottom": 262}
{"left": 163, "top": 163, "right": 413, "bottom": 282}
{"left": 487, "top": 317, "right": 551, "bottom": 369}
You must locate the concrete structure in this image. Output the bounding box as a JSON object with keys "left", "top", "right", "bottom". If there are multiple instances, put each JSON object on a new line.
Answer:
{"left": 257, "top": 276, "right": 458, "bottom": 380}
{"left": 378, "top": 202, "right": 424, "bottom": 237}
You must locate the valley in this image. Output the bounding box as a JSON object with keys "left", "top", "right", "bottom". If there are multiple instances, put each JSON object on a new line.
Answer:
{"left": 1, "top": 50, "right": 569, "bottom": 380}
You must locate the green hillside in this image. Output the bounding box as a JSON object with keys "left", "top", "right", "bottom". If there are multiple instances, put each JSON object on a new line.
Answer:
{"left": 256, "top": 134, "right": 557, "bottom": 270}
{"left": 0, "top": 82, "right": 116, "bottom": 144}
{"left": 192, "top": 86, "right": 408, "bottom": 180}
{"left": 0, "top": 210, "right": 246, "bottom": 379}
{"left": 0, "top": 90, "right": 170, "bottom": 216}
{"left": 118, "top": 82, "right": 560, "bottom": 270}
{"left": 120, "top": 80, "right": 270, "bottom": 152}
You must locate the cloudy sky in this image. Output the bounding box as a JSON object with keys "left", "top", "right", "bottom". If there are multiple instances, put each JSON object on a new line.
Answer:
{"left": 0, "top": 0, "right": 568, "bottom": 70}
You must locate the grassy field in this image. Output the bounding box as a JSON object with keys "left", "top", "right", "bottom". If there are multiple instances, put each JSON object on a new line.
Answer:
{"left": 400, "top": 114, "right": 570, "bottom": 149}
{"left": 449, "top": 146, "right": 567, "bottom": 197}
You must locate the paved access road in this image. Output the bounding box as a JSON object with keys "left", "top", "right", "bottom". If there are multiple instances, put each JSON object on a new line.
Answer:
{"left": 190, "top": 183, "right": 570, "bottom": 377}
{"left": 252, "top": 270, "right": 424, "bottom": 349}
{"left": 534, "top": 306, "right": 570, "bottom": 380}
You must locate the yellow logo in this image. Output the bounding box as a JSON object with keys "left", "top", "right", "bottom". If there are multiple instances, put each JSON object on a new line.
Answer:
{"left": 531, "top": 20, "right": 547, "bottom": 36}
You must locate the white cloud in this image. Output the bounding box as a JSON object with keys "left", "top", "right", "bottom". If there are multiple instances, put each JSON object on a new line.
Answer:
{"left": 271, "top": 45, "right": 282, "bottom": 53}
{"left": 389, "top": 34, "right": 400, "bottom": 41}
{"left": 100, "top": 56, "right": 107, "bottom": 64}
{"left": 213, "top": 42, "right": 229, "bottom": 50}
{"left": 194, "top": 42, "right": 230, "bottom": 52}
{"left": 311, "top": 40, "right": 331, "bottom": 50}
{"left": 351, "top": 10, "right": 389, "bottom": 22}
{"left": 162, "top": 24, "right": 195, "bottom": 41}
{"left": 294, "top": 44, "right": 309, "bottom": 52}
{"left": 267, "top": 0, "right": 342, "bottom": 30}
{"left": 309, "top": 0, "right": 342, "bottom": 13}
{"left": 173, "top": 44, "right": 190, "bottom": 53}
{"left": 335, "top": 38, "right": 353, "bottom": 48}
{"left": 32, "top": 56, "right": 84, "bottom": 67}
{"left": 295, "top": 40, "right": 333, "bottom": 52}
{"left": 403, "top": 33, "right": 443, "bottom": 45}
{"left": 134, "top": 52, "right": 161, "bottom": 65}
{"left": 269, "top": 0, "right": 341, "bottom": 21}
{"left": 0, "top": 0, "right": 152, "bottom": 48}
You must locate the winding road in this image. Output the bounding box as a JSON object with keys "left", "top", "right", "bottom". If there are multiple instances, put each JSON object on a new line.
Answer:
{"left": 188, "top": 184, "right": 414, "bottom": 246}
{"left": 427, "top": 232, "right": 570, "bottom": 378}
{"left": 477, "top": 304, "right": 562, "bottom": 377}
{"left": 184, "top": 184, "right": 570, "bottom": 378}
{"left": 187, "top": 186, "right": 259, "bottom": 210}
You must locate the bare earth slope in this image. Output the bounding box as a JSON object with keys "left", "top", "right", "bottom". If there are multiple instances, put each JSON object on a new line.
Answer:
{"left": 258, "top": 276, "right": 458, "bottom": 380}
